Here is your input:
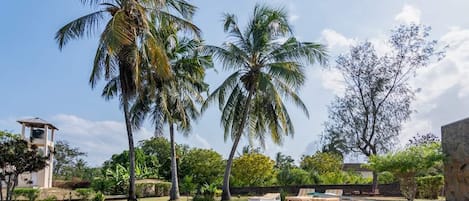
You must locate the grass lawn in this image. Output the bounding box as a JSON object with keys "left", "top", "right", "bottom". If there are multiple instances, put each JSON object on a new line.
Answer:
{"left": 114, "top": 196, "right": 249, "bottom": 201}
{"left": 117, "top": 196, "right": 444, "bottom": 201}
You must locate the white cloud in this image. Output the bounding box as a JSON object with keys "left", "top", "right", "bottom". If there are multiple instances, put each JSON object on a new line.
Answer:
{"left": 320, "top": 29, "right": 356, "bottom": 51}
{"left": 186, "top": 133, "right": 211, "bottom": 149}
{"left": 51, "top": 114, "right": 153, "bottom": 166}
{"left": 401, "top": 26, "right": 469, "bottom": 141}
{"left": 316, "top": 68, "right": 345, "bottom": 96}
{"left": 411, "top": 27, "right": 469, "bottom": 103}
{"left": 399, "top": 119, "right": 433, "bottom": 145}
{"left": 394, "top": 4, "right": 421, "bottom": 24}
{"left": 289, "top": 14, "right": 299, "bottom": 22}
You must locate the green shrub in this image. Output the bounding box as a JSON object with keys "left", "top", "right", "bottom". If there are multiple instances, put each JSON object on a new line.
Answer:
{"left": 344, "top": 172, "right": 371, "bottom": 184}
{"left": 90, "top": 177, "right": 126, "bottom": 195}
{"left": 416, "top": 175, "right": 444, "bottom": 199}
{"left": 277, "top": 168, "right": 316, "bottom": 185}
{"left": 155, "top": 182, "right": 171, "bottom": 197}
{"left": 136, "top": 183, "right": 156, "bottom": 198}
{"left": 279, "top": 188, "right": 287, "bottom": 201}
{"left": 41, "top": 195, "right": 58, "bottom": 201}
{"left": 13, "top": 188, "right": 40, "bottom": 201}
{"left": 180, "top": 175, "right": 197, "bottom": 196}
{"left": 378, "top": 171, "right": 396, "bottom": 184}
{"left": 92, "top": 192, "right": 105, "bottom": 201}
{"left": 75, "top": 188, "right": 95, "bottom": 201}
{"left": 194, "top": 183, "right": 220, "bottom": 201}
{"left": 90, "top": 178, "right": 113, "bottom": 195}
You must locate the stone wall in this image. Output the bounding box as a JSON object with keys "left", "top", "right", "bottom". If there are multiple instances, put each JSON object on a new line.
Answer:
{"left": 442, "top": 118, "right": 469, "bottom": 201}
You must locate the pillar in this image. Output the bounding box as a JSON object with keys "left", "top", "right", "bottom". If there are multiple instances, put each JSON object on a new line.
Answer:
{"left": 43, "top": 125, "right": 49, "bottom": 188}
{"left": 21, "top": 124, "right": 25, "bottom": 139}
{"left": 441, "top": 118, "right": 469, "bottom": 201}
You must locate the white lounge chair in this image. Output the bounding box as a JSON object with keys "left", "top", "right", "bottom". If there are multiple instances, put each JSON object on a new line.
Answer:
{"left": 248, "top": 193, "right": 281, "bottom": 201}
{"left": 324, "top": 189, "right": 343, "bottom": 196}
{"left": 285, "top": 188, "right": 315, "bottom": 201}
{"left": 297, "top": 188, "right": 315, "bottom": 196}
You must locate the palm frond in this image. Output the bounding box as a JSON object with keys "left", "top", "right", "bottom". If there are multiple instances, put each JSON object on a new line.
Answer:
{"left": 203, "top": 45, "right": 247, "bottom": 71}
{"left": 202, "top": 71, "right": 241, "bottom": 112}
{"left": 101, "top": 77, "right": 119, "bottom": 100}
{"left": 269, "top": 37, "right": 328, "bottom": 66}
{"left": 55, "top": 10, "right": 106, "bottom": 50}
{"left": 151, "top": 9, "right": 201, "bottom": 37}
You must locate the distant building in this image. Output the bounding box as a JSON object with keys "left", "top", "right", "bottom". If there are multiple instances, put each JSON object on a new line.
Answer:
{"left": 16, "top": 117, "right": 58, "bottom": 188}
{"left": 342, "top": 163, "right": 373, "bottom": 178}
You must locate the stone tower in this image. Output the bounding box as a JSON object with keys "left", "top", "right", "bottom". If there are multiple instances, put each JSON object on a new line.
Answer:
{"left": 441, "top": 118, "right": 469, "bottom": 201}
{"left": 17, "top": 117, "right": 58, "bottom": 188}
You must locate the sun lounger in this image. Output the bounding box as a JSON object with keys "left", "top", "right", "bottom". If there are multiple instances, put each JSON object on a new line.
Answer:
{"left": 297, "top": 188, "right": 315, "bottom": 196}
{"left": 324, "top": 189, "right": 343, "bottom": 196}
{"left": 285, "top": 188, "right": 315, "bottom": 201}
{"left": 248, "top": 193, "right": 281, "bottom": 201}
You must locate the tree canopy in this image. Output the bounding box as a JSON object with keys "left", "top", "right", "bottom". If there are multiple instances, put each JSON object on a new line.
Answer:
{"left": 322, "top": 24, "right": 445, "bottom": 192}
{"left": 300, "top": 152, "right": 343, "bottom": 175}
{"left": 0, "top": 131, "right": 48, "bottom": 201}
{"left": 202, "top": 4, "right": 327, "bottom": 200}
{"left": 365, "top": 143, "right": 443, "bottom": 201}
{"left": 231, "top": 153, "right": 275, "bottom": 187}
{"left": 179, "top": 148, "right": 225, "bottom": 188}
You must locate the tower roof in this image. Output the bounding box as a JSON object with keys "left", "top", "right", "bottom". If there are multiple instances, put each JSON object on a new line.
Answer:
{"left": 17, "top": 117, "right": 58, "bottom": 130}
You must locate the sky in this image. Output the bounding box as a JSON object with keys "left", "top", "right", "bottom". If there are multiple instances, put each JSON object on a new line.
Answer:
{"left": 1, "top": 0, "right": 469, "bottom": 166}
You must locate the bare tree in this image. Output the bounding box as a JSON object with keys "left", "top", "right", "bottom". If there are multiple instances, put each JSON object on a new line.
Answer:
{"left": 323, "top": 24, "right": 445, "bottom": 192}
{"left": 406, "top": 132, "right": 440, "bottom": 147}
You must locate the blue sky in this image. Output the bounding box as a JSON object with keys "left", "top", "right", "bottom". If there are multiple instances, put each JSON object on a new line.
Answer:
{"left": 1, "top": 1, "right": 469, "bottom": 166}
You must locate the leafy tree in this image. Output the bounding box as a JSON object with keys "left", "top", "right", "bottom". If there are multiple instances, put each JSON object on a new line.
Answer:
{"left": 179, "top": 148, "right": 224, "bottom": 189}
{"left": 140, "top": 137, "right": 171, "bottom": 179}
{"left": 274, "top": 152, "right": 295, "bottom": 170}
{"left": 231, "top": 153, "right": 275, "bottom": 187}
{"left": 53, "top": 140, "right": 87, "bottom": 180}
{"left": 202, "top": 4, "right": 327, "bottom": 200}
{"left": 102, "top": 148, "right": 159, "bottom": 178}
{"left": 56, "top": 0, "right": 199, "bottom": 200}
{"left": 323, "top": 24, "right": 445, "bottom": 192}
{"left": 320, "top": 133, "right": 347, "bottom": 158}
{"left": 0, "top": 131, "right": 47, "bottom": 201}
{"left": 276, "top": 168, "right": 317, "bottom": 186}
{"left": 139, "top": 137, "right": 191, "bottom": 180}
{"left": 239, "top": 145, "right": 262, "bottom": 156}
{"left": 131, "top": 23, "right": 212, "bottom": 200}
{"left": 365, "top": 143, "right": 443, "bottom": 201}
{"left": 300, "top": 152, "right": 343, "bottom": 174}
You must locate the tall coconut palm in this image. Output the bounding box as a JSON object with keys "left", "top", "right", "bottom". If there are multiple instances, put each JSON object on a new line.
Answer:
{"left": 55, "top": 1, "right": 199, "bottom": 200}
{"left": 131, "top": 24, "right": 212, "bottom": 201}
{"left": 202, "top": 4, "right": 327, "bottom": 200}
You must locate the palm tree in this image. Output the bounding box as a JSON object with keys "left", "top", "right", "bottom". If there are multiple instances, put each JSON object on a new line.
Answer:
{"left": 55, "top": 1, "right": 199, "bottom": 200}
{"left": 202, "top": 4, "right": 327, "bottom": 200}
{"left": 131, "top": 24, "right": 212, "bottom": 201}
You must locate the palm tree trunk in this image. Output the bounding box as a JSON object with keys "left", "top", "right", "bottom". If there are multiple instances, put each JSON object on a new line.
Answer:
{"left": 221, "top": 90, "right": 255, "bottom": 201}
{"left": 123, "top": 99, "right": 137, "bottom": 201}
{"left": 169, "top": 123, "right": 180, "bottom": 201}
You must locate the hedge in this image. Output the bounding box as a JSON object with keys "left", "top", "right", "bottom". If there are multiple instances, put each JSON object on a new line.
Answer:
{"left": 135, "top": 182, "right": 171, "bottom": 198}
{"left": 13, "top": 188, "right": 40, "bottom": 201}
{"left": 416, "top": 175, "right": 444, "bottom": 199}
